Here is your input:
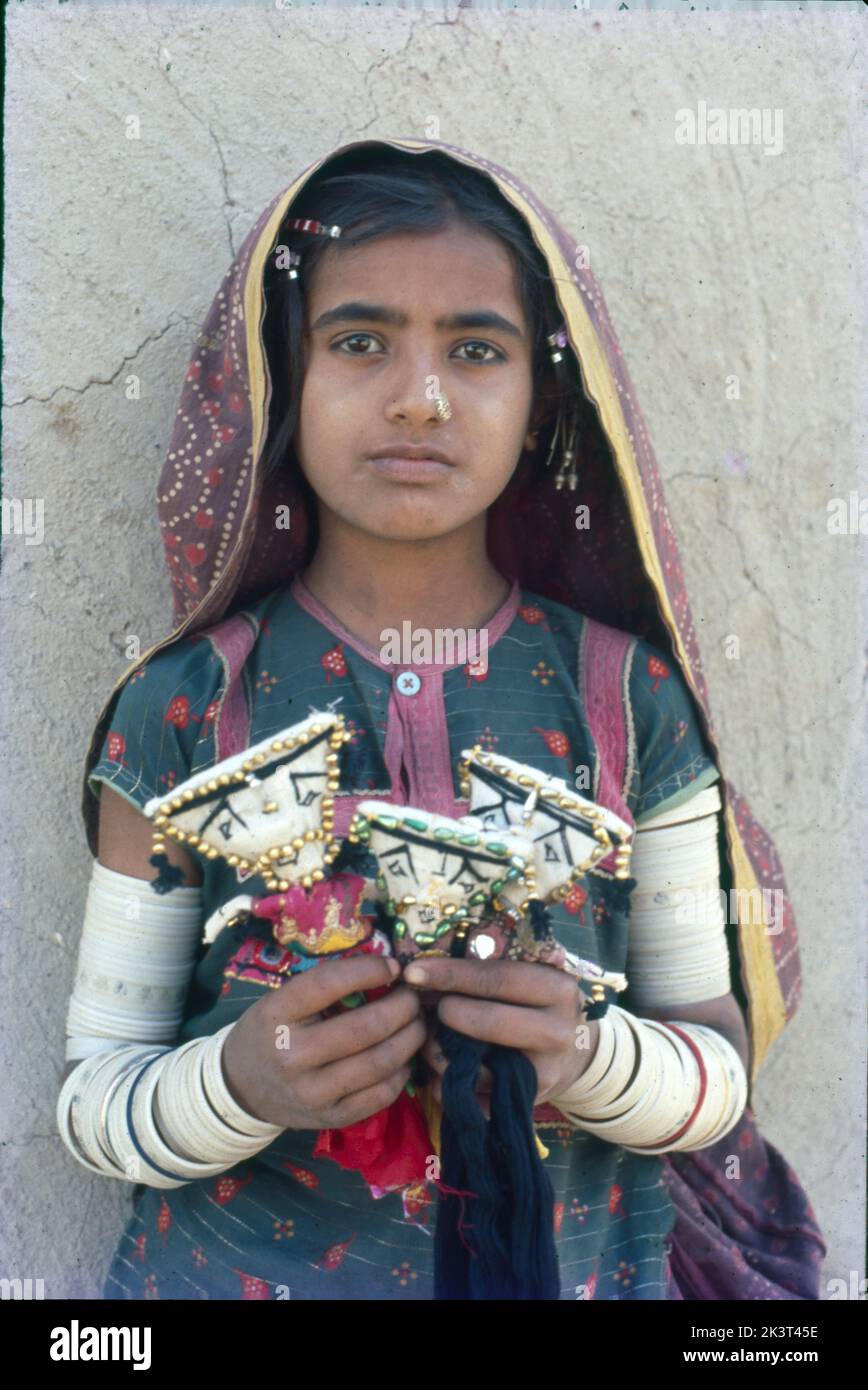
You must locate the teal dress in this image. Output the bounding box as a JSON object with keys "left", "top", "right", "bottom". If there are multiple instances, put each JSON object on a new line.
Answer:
{"left": 88, "top": 577, "right": 719, "bottom": 1301}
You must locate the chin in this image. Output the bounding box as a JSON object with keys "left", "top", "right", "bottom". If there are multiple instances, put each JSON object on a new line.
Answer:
{"left": 356, "top": 513, "right": 468, "bottom": 543}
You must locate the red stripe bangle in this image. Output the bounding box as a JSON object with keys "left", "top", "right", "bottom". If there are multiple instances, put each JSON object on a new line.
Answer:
{"left": 630, "top": 1021, "right": 708, "bottom": 1151}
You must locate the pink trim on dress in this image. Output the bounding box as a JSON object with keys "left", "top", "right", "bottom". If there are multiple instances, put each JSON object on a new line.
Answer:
{"left": 290, "top": 574, "right": 521, "bottom": 814}
{"left": 289, "top": 574, "right": 521, "bottom": 673}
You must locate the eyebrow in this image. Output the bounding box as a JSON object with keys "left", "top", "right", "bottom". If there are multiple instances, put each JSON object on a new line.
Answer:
{"left": 309, "top": 301, "right": 525, "bottom": 340}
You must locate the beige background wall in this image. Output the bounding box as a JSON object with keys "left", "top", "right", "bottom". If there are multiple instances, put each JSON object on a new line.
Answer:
{"left": 2, "top": 1, "right": 865, "bottom": 1299}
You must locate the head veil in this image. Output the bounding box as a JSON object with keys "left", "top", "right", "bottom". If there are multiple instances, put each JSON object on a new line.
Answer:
{"left": 81, "top": 136, "right": 800, "bottom": 1087}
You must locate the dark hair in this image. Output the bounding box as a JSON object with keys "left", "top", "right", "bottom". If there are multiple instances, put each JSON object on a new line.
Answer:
{"left": 259, "top": 149, "right": 586, "bottom": 548}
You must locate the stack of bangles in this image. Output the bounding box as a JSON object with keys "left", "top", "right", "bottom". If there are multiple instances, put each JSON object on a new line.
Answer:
{"left": 56, "top": 859, "right": 281, "bottom": 1189}
{"left": 549, "top": 1004, "right": 748, "bottom": 1153}
{"left": 57, "top": 1026, "right": 283, "bottom": 1188}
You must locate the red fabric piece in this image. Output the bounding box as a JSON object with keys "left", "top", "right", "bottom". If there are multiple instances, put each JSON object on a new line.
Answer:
{"left": 313, "top": 1088, "right": 433, "bottom": 1194}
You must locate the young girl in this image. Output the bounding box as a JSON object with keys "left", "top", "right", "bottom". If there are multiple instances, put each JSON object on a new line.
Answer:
{"left": 61, "top": 137, "right": 825, "bottom": 1301}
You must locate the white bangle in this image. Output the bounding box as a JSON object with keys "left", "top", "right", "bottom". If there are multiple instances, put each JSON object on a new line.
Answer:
{"left": 549, "top": 1005, "right": 747, "bottom": 1152}
{"left": 628, "top": 784, "right": 732, "bottom": 1008}
{"left": 64, "top": 860, "right": 202, "bottom": 1061}
{"left": 58, "top": 1032, "right": 284, "bottom": 1188}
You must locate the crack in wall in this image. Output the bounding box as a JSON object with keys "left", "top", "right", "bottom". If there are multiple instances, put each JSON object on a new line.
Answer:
{"left": 6, "top": 315, "right": 199, "bottom": 408}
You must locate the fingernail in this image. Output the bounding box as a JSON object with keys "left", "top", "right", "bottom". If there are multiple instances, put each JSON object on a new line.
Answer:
{"left": 404, "top": 964, "right": 427, "bottom": 985}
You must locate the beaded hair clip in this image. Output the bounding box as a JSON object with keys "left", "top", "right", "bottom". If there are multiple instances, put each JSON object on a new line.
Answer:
{"left": 277, "top": 216, "right": 343, "bottom": 280}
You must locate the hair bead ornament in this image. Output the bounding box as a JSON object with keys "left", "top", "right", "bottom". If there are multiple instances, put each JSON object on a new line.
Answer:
{"left": 277, "top": 216, "right": 343, "bottom": 281}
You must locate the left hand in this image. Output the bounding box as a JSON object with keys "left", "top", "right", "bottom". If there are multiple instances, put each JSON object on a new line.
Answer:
{"left": 402, "top": 957, "right": 601, "bottom": 1118}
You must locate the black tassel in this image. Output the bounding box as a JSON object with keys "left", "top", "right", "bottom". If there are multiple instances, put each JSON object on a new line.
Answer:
{"left": 433, "top": 1023, "right": 560, "bottom": 1301}
{"left": 527, "top": 898, "right": 553, "bottom": 942}
{"left": 148, "top": 852, "right": 187, "bottom": 895}
{"left": 328, "top": 841, "right": 379, "bottom": 879}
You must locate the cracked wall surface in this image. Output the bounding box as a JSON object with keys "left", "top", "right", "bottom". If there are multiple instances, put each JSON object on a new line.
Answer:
{"left": 1, "top": 3, "right": 865, "bottom": 1300}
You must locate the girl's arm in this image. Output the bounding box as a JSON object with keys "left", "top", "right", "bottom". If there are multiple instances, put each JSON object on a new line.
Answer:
{"left": 58, "top": 788, "right": 285, "bottom": 1184}
{"left": 60, "top": 789, "right": 201, "bottom": 1088}
{"left": 58, "top": 791, "right": 426, "bottom": 1185}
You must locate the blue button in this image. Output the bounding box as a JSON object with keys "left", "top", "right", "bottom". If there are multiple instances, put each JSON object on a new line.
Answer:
{"left": 395, "top": 670, "right": 422, "bottom": 696}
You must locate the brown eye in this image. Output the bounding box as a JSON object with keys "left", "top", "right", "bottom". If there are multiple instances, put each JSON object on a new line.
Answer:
{"left": 453, "top": 341, "right": 504, "bottom": 363}
{"left": 333, "top": 334, "right": 382, "bottom": 354}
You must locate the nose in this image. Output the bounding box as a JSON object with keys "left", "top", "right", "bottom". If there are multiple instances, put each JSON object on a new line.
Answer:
{"left": 383, "top": 354, "right": 448, "bottom": 428}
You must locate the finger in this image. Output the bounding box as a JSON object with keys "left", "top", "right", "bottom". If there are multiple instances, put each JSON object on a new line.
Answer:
{"left": 307, "top": 1016, "right": 428, "bottom": 1109}
{"left": 403, "top": 957, "right": 571, "bottom": 1007}
{"left": 323, "top": 1066, "right": 414, "bottom": 1131}
{"left": 278, "top": 954, "right": 401, "bottom": 1023}
{"left": 301, "top": 984, "right": 423, "bottom": 1067}
{"left": 436, "top": 995, "right": 564, "bottom": 1052}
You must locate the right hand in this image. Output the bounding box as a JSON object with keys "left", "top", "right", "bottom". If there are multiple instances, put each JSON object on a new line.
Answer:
{"left": 220, "top": 954, "right": 427, "bottom": 1132}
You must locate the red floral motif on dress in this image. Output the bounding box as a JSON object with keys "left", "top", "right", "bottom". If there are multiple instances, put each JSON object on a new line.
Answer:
{"left": 202, "top": 399, "right": 221, "bottom": 419}
{"left": 144, "top": 1273, "right": 159, "bottom": 1299}
{"left": 202, "top": 699, "right": 219, "bottom": 732}
{"left": 563, "top": 882, "right": 588, "bottom": 920}
{"left": 207, "top": 372, "right": 224, "bottom": 392}
{"left": 228, "top": 392, "right": 245, "bottom": 413}
{"left": 647, "top": 655, "right": 670, "bottom": 694}
{"left": 608, "top": 1182, "right": 628, "bottom": 1219}
{"left": 165, "top": 695, "right": 197, "bottom": 729}
{"left": 531, "top": 727, "right": 571, "bottom": 761}
{"left": 194, "top": 510, "right": 213, "bottom": 530}
{"left": 282, "top": 1161, "right": 319, "bottom": 1190}
{"left": 316, "top": 1235, "right": 356, "bottom": 1272}
{"left": 519, "top": 603, "right": 548, "bottom": 628}
{"left": 185, "top": 361, "right": 201, "bottom": 381}
{"left": 106, "top": 732, "right": 128, "bottom": 766}
{"left": 132, "top": 1233, "right": 146, "bottom": 1262}
{"left": 402, "top": 1182, "right": 434, "bottom": 1226}
{"left": 553, "top": 1201, "right": 565, "bottom": 1235}
{"left": 463, "top": 660, "right": 488, "bottom": 688}
{"left": 213, "top": 1174, "right": 254, "bottom": 1206}
{"left": 233, "top": 1270, "right": 270, "bottom": 1300}
{"left": 205, "top": 467, "right": 221, "bottom": 487}
{"left": 216, "top": 425, "right": 236, "bottom": 444}
{"left": 585, "top": 1271, "right": 597, "bottom": 1300}
{"left": 321, "top": 643, "right": 347, "bottom": 684}
{"left": 157, "top": 1197, "right": 172, "bottom": 1242}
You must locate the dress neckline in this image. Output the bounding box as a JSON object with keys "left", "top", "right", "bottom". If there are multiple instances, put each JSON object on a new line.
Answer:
{"left": 289, "top": 572, "right": 522, "bottom": 674}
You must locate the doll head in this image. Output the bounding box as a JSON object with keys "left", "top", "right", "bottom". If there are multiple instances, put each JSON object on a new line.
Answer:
{"left": 259, "top": 149, "right": 586, "bottom": 558}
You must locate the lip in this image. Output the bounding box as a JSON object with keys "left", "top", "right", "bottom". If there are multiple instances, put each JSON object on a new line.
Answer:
{"left": 366, "top": 446, "right": 455, "bottom": 483}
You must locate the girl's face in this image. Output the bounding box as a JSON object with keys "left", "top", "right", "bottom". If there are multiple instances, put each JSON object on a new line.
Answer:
{"left": 294, "top": 222, "right": 539, "bottom": 543}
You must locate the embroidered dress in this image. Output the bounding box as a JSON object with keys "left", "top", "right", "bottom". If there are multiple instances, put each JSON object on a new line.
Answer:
{"left": 89, "top": 578, "right": 719, "bottom": 1301}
